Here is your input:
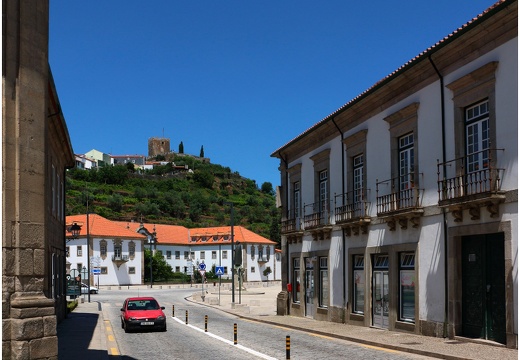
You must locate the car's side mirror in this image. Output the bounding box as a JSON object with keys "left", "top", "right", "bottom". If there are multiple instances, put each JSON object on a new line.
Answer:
{"left": 161, "top": 306, "right": 165, "bottom": 310}
{"left": 120, "top": 308, "right": 124, "bottom": 311}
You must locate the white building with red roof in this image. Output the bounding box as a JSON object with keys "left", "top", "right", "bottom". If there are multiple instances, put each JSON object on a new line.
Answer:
{"left": 66, "top": 214, "right": 280, "bottom": 287}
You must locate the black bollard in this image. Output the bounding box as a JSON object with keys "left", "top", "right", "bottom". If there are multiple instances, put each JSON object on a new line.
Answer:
{"left": 205, "top": 315, "right": 208, "bottom": 332}
{"left": 233, "top": 323, "right": 237, "bottom": 345}
{"left": 286, "top": 335, "right": 290, "bottom": 359}
{"left": 185, "top": 310, "right": 188, "bottom": 325}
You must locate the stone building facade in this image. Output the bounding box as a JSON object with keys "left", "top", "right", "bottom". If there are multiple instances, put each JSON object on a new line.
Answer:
{"left": 2, "top": 1, "right": 75, "bottom": 359}
{"left": 148, "top": 137, "right": 171, "bottom": 157}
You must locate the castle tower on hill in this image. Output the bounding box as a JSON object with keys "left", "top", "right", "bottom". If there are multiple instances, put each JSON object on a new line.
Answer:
{"left": 148, "top": 137, "right": 170, "bottom": 157}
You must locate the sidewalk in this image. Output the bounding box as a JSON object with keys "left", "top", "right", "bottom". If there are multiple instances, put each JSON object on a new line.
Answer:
{"left": 57, "top": 300, "right": 109, "bottom": 360}
{"left": 57, "top": 283, "right": 518, "bottom": 360}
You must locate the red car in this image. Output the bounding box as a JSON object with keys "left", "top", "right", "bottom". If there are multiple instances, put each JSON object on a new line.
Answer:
{"left": 120, "top": 297, "right": 167, "bottom": 333}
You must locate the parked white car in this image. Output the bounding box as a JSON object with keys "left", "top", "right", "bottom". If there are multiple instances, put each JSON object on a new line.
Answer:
{"left": 80, "top": 283, "right": 98, "bottom": 294}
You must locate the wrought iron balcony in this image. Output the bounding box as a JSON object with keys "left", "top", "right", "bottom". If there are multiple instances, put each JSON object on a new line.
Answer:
{"left": 376, "top": 173, "right": 423, "bottom": 217}
{"left": 303, "top": 200, "right": 332, "bottom": 230}
{"left": 334, "top": 189, "right": 371, "bottom": 224}
{"left": 281, "top": 208, "right": 302, "bottom": 234}
{"left": 437, "top": 149, "right": 505, "bottom": 205}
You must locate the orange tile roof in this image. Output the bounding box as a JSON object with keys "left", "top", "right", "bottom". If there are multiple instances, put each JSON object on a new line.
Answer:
{"left": 114, "top": 221, "right": 189, "bottom": 245}
{"left": 68, "top": 215, "right": 277, "bottom": 246}
{"left": 66, "top": 214, "right": 147, "bottom": 240}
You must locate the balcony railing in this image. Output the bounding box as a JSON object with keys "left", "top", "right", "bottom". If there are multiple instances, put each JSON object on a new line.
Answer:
{"left": 281, "top": 208, "right": 302, "bottom": 234}
{"left": 437, "top": 148, "right": 504, "bottom": 203}
{"left": 303, "top": 200, "right": 332, "bottom": 229}
{"left": 376, "top": 174, "right": 423, "bottom": 216}
{"left": 334, "top": 189, "right": 371, "bottom": 223}
{"left": 112, "top": 254, "right": 129, "bottom": 262}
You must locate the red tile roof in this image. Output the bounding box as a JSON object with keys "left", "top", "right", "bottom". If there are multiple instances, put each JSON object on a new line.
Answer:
{"left": 70, "top": 216, "right": 279, "bottom": 246}
{"left": 66, "top": 214, "right": 147, "bottom": 240}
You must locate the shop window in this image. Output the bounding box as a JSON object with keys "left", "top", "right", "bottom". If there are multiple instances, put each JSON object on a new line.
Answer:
{"left": 319, "top": 257, "right": 329, "bottom": 308}
{"left": 353, "top": 255, "right": 365, "bottom": 314}
{"left": 399, "top": 252, "right": 415, "bottom": 322}
{"left": 293, "top": 258, "right": 301, "bottom": 303}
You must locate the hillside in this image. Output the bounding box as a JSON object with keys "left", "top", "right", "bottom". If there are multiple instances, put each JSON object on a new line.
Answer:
{"left": 66, "top": 155, "right": 280, "bottom": 245}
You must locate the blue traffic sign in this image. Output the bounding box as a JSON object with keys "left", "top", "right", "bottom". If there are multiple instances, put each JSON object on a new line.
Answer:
{"left": 198, "top": 263, "right": 206, "bottom": 271}
{"left": 92, "top": 268, "right": 101, "bottom": 274}
{"left": 215, "top": 266, "right": 224, "bottom": 276}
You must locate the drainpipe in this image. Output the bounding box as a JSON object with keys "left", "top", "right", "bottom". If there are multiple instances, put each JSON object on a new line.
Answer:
{"left": 331, "top": 119, "right": 347, "bottom": 321}
{"left": 429, "top": 55, "right": 449, "bottom": 338}
{"left": 278, "top": 151, "right": 290, "bottom": 314}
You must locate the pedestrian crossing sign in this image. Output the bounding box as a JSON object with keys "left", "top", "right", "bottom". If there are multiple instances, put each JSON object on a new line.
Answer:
{"left": 215, "top": 266, "right": 224, "bottom": 276}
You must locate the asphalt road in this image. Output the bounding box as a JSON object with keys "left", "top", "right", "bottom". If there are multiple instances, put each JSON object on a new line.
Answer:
{"left": 98, "top": 288, "right": 433, "bottom": 360}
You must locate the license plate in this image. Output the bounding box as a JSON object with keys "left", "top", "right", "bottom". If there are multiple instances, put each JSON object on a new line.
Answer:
{"left": 141, "top": 322, "right": 154, "bottom": 326}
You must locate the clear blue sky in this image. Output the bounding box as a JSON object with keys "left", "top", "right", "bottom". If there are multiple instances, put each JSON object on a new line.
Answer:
{"left": 49, "top": 0, "right": 496, "bottom": 187}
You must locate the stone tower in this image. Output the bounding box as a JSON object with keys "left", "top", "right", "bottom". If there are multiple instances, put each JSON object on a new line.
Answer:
{"left": 148, "top": 137, "right": 171, "bottom": 157}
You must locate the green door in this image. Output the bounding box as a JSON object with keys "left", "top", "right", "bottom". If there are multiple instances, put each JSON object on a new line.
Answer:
{"left": 462, "top": 233, "right": 506, "bottom": 344}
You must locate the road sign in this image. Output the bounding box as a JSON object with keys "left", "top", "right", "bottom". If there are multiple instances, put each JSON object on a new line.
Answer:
{"left": 215, "top": 266, "right": 224, "bottom": 276}
{"left": 198, "top": 263, "right": 206, "bottom": 271}
{"left": 199, "top": 270, "right": 206, "bottom": 277}
{"left": 92, "top": 268, "right": 101, "bottom": 274}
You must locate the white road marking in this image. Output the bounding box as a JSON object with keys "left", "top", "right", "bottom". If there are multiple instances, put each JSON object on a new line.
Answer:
{"left": 172, "top": 316, "right": 277, "bottom": 360}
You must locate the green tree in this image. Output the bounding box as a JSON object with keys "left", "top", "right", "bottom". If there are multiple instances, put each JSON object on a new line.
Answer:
{"left": 193, "top": 170, "right": 214, "bottom": 189}
{"left": 179, "top": 141, "right": 184, "bottom": 154}
{"left": 107, "top": 193, "right": 124, "bottom": 212}
{"left": 144, "top": 248, "right": 174, "bottom": 282}
{"left": 200, "top": 145, "right": 204, "bottom": 158}
{"left": 97, "top": 164, "right": 128, "bottom": 185}
{"left": 261, "top": 182, "right": 275, "bottom": 196}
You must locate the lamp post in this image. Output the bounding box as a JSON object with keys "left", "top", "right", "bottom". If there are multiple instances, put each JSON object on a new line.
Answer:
{"left": 225, "top": 202, "right": 236, "bottom": 305}
{"left": 137, "top": 222, "right": 156, "bottom": 288}
{"left": 66, "top": 222, "right": 82, "bottom": 300}
{"left": 86, "top": 196, "right": 91, "bottom": 303}
{"left": 149, "top": 228, "right": 156, "bottom": 288}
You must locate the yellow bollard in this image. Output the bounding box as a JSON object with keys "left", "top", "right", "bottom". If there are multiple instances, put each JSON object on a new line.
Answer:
{"left": 172, "top": 305, "right": 175, "bottom": 317}
{"left": 233, "top": 323, "right": 237, "bottom": 345}
{"left": 286, "top": 335, "right": 290, "bottom": 359}
{"left": 205, "top": 315, "right": 208, "bottom": 332}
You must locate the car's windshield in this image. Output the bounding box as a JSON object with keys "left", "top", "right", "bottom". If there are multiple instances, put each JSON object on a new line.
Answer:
{"left": 127, "top": 300, "right": 159, "bottom": 310}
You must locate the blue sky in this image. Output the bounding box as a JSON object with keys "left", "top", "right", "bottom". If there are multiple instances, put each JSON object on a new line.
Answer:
{"left": 49, "top": 0, "right": 496, "bottom": 187}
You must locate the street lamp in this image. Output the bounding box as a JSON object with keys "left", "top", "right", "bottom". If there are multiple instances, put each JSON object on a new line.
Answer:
{"left": 137, "top": 222, "right": 157, "bottom": 288}
{"left": 68, "top": 222, "right": 81, "bottom": 239}
{"left": 225, "top": 202, "right": 236, "bottom": 304}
